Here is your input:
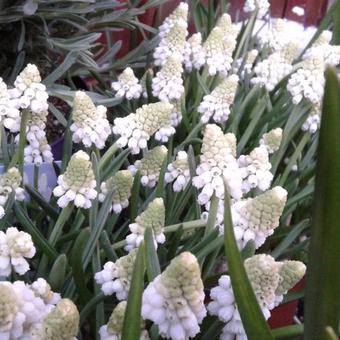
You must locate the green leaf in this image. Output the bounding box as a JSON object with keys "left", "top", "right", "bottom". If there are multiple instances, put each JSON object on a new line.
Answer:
{"left": 48, "top": 254, "right": 67, "bottom": 291}
{"left": 129, "top": 170, "right": 141, "bottom": 221}
{"left": 144, "top": 227, "right": 161, "bottom": 281}
{"left": 332, "top": 0, "right": 340, "bottom": 44}
{"left": 272, "top": 324, "right": 304, "bottom": 339}
{"left": 122, "top": 244, "right": 146, "bottom": 340}
{"left": 304, "top": 67, "right": 340, "bottom": 340}
{"left": 155, "top": 157, "right": 167, "bottom": 199}
{"left": 223, "top": 183, "right": 274, "bottom": 340}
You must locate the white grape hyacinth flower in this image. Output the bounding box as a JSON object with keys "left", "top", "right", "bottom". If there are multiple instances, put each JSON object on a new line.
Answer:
{"left": 231, "top": 186, "right": 287, "bottom": 248}
{"left": 302, "top": 103, "right": 321, "bottom": 134}
{"left": 0, "top": 227, "right": 36, "bottom": 277}
{"left": 0, "top": 167, "right": 25, "bottom": 220}
{"left": 70, "top": 91, "right": 111, "bottom": 149}
{"left": 125, "top": 198, "right": 165, "bottom": 252}
{"left": 170, "top": 97, "right": 183, "bottom": 127}
{"left": 208, "top": 255, "right": 305, "bottom": 340}
{"left": 238, "top": 145, "right": 274, "bottom": 194}
{"left": 111, "top": 67, "right": 142, "bottom": 100}
{"left": 129, "top": 145, "right": 168, "bottom": 188}
{"left": 142, "top": 252, "right": 206, "bottom": 340}
{"left": 112, "top": 102, "right": 174, "bottom": 154}
{"left": 244, "top": 0, "right": 270, "bottom": 18}
{"left": 99, "top": 170, "right": 133, "bottom": 214}
{"left": 152, "top": 54, "right": 184, "bottom": 102}
{"left": 157, "top": 2, "right": 188, "bottom": 39}
{"left": 259, "top": 128, "right": 283, "bottom": 154}
{"left": 10, "top": 63, "right": 49, "bottom": 114}
{"left": 99, "top": 301, "right": 150, "bottom": 340}
{"left": 0, "top": 77, "right": 21, "bottom": 133}
{"left": 198, "top": 74, "right": 239, "bottom": 124}
{"left": 154, "top": 19, "right": 188, "bottom": 66}
{"left": 0, "top": 279, "right": 61, "bottom": 339}
{"left": 53, "top": 150, "right": 97, "bottom": 209}
{"left": 165, "top": 151, "right": 190, "bottom": 192}
{"left": 183, "top": 33, "right": 206, "bottom": 72}
{"left": 95, "top": 249, "right": 137, "bottom": 299}
{"left": 193, "top": 124, "right": 243, "bottom": 204}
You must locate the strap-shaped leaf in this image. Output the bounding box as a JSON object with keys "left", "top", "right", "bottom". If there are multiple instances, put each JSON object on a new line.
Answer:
{"left": 304, "top": 67, "right": 340, "bottom": 340}
{"left": 48, "top": 254, "right": 67, "bottom": 291}
{"left": 144, "top": 227, "right": 161, "bottom": 281}
{"left": 223, "top": 182, "right": 274, "bottom": 340}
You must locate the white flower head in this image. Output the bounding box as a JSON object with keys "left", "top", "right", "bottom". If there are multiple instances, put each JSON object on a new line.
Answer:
{"left": 158, "top": 2, "right": 188, "bottom": 39}
{"left": 244, "top": 0, "right": 270, "bottom": 18}
{"left": 183, "top": 33, "right": 205, "bottom": 72}
{"left": 165, "top": 151, "right": 190, "bottom": 192}
{"left": 152, "top": 54, "right": 184, "bottom": 102}
{"left": 193, "top": 124, "right": 243, "bottom": 204}
{"left": 302, "top": 102, "right": 321, "bottom": 134}
{"left": 238, "top": 145, "right": 274, "bottom": 194}
{"left": 24, "top": 136, "right": 54, "bottom": 165}
{"left": 0, "top": 227, "right": 36, "bottom": 277}
{"left": 95, "top": 249, "right": 137, "bottom": 299}
{"left": 112, "top": 67, "right": 142, "bottom": 100}
{"left": 198, "top": 74, "right": 239, "bottom": 124}
{"left": 53, "top": 150, "right": 97, "bottom": 209}
{"left": 30, "top": 278, "right": 61, "bottom": 305}
{"left": 125, "top": 198, "right": 165, "bottom": 252}
{"left": 99, "top": 170, "right": 133, "bottom": 214}
{"left": 142, "top": 252, "right": 206, "bottom": 340}
{"left": 129, "top": 145, "right": 168, "bottom": 188}
{"left": 30, "top": 299, "right": 79, "bottom": 340}
{"left": 170, "top": 97, "right": 183, "bottom": 127}
{"left": 99, "top": 301, "right": 150, "bottom": 340}
{"left": 231, "top": 186, "right": 287, "bottom": 248}
{"left": 154, "top": 19, "right": 188, "bottom": 66}
{"left": 113, "top": 102, "right": 174, "bottom": 154}
{"left": 208, "top": 254, "right": 305, "bottom": 340}
{"left": 0, "top": 283, "right": 18, "bottom": 333}
{"left": 0, "top": 167, "right": 25, "bottom": 219}
{"left": 260, "top": 128, "right": 283, "bottom": 154}
{"left": 70, "top": 91, "right": 111, "bottom": 149}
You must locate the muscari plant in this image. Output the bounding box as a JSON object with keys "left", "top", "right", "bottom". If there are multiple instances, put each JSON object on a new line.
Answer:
{"left": 0, "top": 0, "right": 339, "bottom": 339}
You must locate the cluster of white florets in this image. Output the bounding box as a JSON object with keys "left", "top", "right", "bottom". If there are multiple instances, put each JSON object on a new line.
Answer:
{"left": 230, "top": 186, "right": 288, "bottom": 248}
{"left": 170, "top": 98, "right": 183, "bottom": 127}
{"left": 259, "top": 128, "right": 283, "bottom": 154}
{"left": 302, "top": 103, "right": 321, "bottom": 134}
{"left": 125, "top": 198, "right": 165, "bottom": 252}
{"left": 244, "top": 0, "right": 270, "bottom": 18}
{"left": 95, "top": 249, "right": 137, "bottom": 300}
{"left": 53, "top": 150, "right": 97, "bottom": 209}
{"left": 129, "top": 146, "right": 168, "bottom": 188}
{"left": 0, "top": 227, "right": 35, "bottom": 277}
{"left": 142, "top": 252, "right": 206, "bottom": 340}
{"left": 193, "top": 124, "right": 243, "bottom": 205}
{"left": 208, "top": 254, "right": 306, "bottom": 340}
{"left": 112, "top": 102, "right": 173, "bottom": 154}
{"left": 99, "top": 170, "right": 133, "bottom": 213}
{"left": 70, "top": 91, "right": 111, "bottom": 149}
{"left": 238, "top": 145, "right": 274, "bottom": 194}
{"left": 183, "top": 33, "right": 206, "bottom": 72}
{"left": 100, "top": 301, "right": 150, "bottom": 340}
{"left": 198, "top": 74, "right": 239, "bottom": 124}
{"left": 112, "top": 67, "right": 143, "bottom": 100}
{"left": 0, "top": 77, "right": 21, "bottom": 133}
{"left": 165, "top": 151, "right": 190, "bottom": 192}
{"left": 0, "top": 279, "right": 62, "bottom": 339}
{"left": 0, "top": 167, "right": 25, "bottom": 219}
{"left": 152, "top": 54, "right": 185, "bottom": 102}
{"left": 203, "top": 14, "right": 238, "bottom": 76}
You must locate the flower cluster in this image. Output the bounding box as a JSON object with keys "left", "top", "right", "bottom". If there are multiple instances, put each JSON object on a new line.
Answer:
{"left": 259, "top": 128, "right": 283, "bottom": 154}
{"left": 193, "top": 124, "right": 243, "bottom": 204}
{"left": 142, "top": 252, "right": 206, "bottom": 340}
{"left": 95, "top": 249, "right": 137, "bottom": 300}
{"left": 0, "top": 279, "right": 62, "bottom": 339}
{"left": 208, "top": 254, "right": 306, "bottom": 340}
{"left": 70, "top": 91, "right": 111, "bottom": 149}
{"left": 112, "top": 67, "right": 142, "bottom": 100}
{"left": 0, "top": 227, "right": 36, "bottom": 277}
{"left": 0, "top": 167, "right": 25, "bottom": 219}
{"left": 129, "top": 146, "right": 168, "bottom": 187}
{"left": 244, "top": 0, "right": 270, "bottom": 18}
{"left": 99, "top": 170, "right": 133, "bottom": 213}
{"left": 100, "top": 301, "right": 150, "bottom": 340}
{"left": 125, "top": 198, "right": 165, "bottom": 251}
{"left": 198, "top": 74, "right": 239, "bottom": 124}
{"left": 53, "top": 150, "right": 97, "bottom": 208}
{"left": 183, "top": 33, "right": 205, "bottom": 72}
{"left": 165, "top": 151, "right": 190, "bottom": 192}
{"left": 112, "top": 102, "right": 173, "bottom": 154}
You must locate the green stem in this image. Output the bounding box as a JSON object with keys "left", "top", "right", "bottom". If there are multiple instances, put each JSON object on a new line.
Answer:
{"left": 205, "top": 193, "right": 219, "bottom": 235}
